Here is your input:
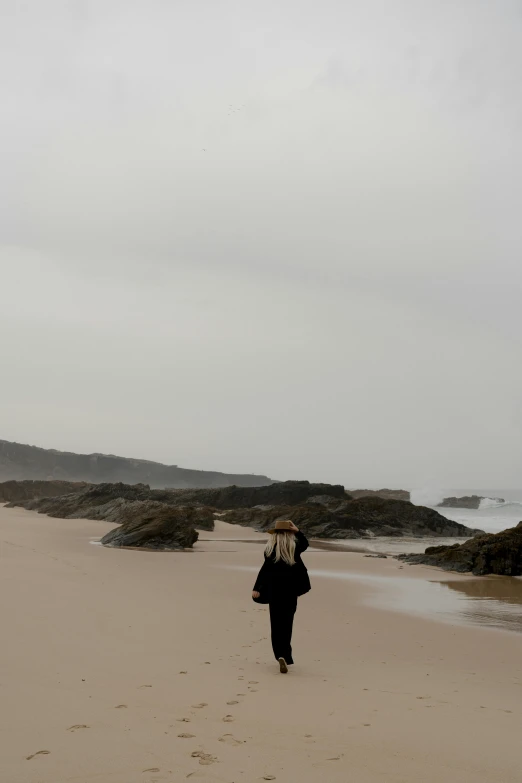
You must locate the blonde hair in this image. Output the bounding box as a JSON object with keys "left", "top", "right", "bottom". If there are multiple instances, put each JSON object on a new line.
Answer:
{"left": 264, "top": 531, "right": 296, "bottom": 566}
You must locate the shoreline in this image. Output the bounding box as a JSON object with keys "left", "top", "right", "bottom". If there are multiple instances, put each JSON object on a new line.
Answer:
{"left": 15, "top": 507, "right": 522, "bottom": 634}
{"left": 2, "top": 506, "right": 522, "bottom": 782}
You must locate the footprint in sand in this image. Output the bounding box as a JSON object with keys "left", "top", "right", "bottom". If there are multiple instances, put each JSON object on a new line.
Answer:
{"left": 142, "top": 769, "right": 161, "bottom": 774}
{"left": 222, "top": 715, "right": 235, "bottom": 722}
{"left": 115, "top": 704, "right": 128, "bottom": 709}
{"left": 263, "top": 776, "right": 276, "bottom": 780}
{"left": 191, "top": 703, "right": 208, "bottom": 709}
{"left": 219, "top": 733, "right": 244, "bottom": 746}
{"left": 178, "top": 733, "right": 196, "bottom": 739}
{"left": 139, "top": 684, "right": 153, "bottom": 689}
{"left": 227, "top": 700, "right": 240, "bottom": 705}
{"left": 67, "top": 725, "right": 89, "bottom": 732}
{"left": 26, "top": 750, "right": 50, "bottom": 761}
{"left": 191, "top": 750, "right": 218, "bottom": 765}
{"left": 177, "top": 717, "right": 191, "bottom": 723}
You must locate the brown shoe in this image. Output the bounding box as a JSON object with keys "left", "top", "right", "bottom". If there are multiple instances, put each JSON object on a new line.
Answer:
{"left": 278, "top": 657, "right": 288, "bottom": 674}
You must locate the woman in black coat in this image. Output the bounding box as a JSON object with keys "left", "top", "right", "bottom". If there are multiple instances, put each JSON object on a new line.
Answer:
{"left": 252, "top": 519, "right": 311, "bottom": 673}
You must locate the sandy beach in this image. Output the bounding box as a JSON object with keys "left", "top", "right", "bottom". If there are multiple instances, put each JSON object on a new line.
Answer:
{"left": 1, "top": 506, "right": 521, "bottom": 783}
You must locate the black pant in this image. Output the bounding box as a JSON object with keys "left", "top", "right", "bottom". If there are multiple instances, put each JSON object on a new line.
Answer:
{"left": 269, "top": 595, "right": 298, "bottom": 664}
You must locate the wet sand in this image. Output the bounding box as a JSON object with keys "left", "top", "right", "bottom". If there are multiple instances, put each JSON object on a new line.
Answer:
{"left": 1, "top": 509, "right": 521, "bottom": 783}
{"left": 334, "top": 534, "right": 473, "bottom": 555}
{"left": 205, "top": 525, "right": 522, "bottom": 633}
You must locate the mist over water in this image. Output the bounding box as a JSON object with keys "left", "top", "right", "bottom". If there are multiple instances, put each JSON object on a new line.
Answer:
{"left": 410, "top": 488, "right": 522, "bottom": 534}
{"left": 410, "top": 488, "right": 446, "bottom": 507}
{"left": 437, "top": 505, "right": 522, "bottom": 535}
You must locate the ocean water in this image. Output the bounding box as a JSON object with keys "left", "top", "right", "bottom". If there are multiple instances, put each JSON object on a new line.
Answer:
{"left": 424, "top": 488, "right": 522, "bottom": 535}
{"left": 329, "top": 488, "right": 522, "bottom": 557}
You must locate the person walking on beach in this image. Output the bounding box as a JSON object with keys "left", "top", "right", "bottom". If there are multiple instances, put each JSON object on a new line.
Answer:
{"left": 252, "top": 520, "right": 311, "bottom": 673}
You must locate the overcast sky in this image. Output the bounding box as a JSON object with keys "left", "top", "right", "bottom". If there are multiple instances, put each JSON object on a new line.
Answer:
{"left": 1, "top": 0, "right": 521, "bottom": 488}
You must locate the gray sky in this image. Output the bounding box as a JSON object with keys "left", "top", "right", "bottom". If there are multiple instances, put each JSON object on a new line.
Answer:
{"left": 1, "top": 0, "right": 521, "bottom": 488}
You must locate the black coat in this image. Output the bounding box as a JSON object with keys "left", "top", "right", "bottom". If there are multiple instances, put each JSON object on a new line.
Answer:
{"left": 253, "top": 531, "right": 311, "bottom": 601}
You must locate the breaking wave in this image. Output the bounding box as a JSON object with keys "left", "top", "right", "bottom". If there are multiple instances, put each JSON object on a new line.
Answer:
{"left": 479, "top": 497, "right": 522, "bottom": 510}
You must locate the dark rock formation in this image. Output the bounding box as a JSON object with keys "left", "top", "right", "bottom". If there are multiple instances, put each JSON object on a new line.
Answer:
{"left": 0, "top": 439, "right": 274, "bottom": 488}
{"left": 222, "top": 496, "right": 482, "bottom": 539}
{"left": 8, "top": 482, "right": 155, "bottom": 518}
{"left": 7, "top": 482, "right": 214, "bottom": 543}
{"left": 398, "top": 522, "right": 522, "bottom": 575}
{"left": 7, "top": 480, "right": 345, "bottom": 524}
{"left": 163, "top": 481, "right": 348, "bottom": 510}
{"left": 7, "top": 480, "right": 481, "bottom": 544}
{"left": 438, "top": 495, "right": 505, "bottom": 509}
{"left": 0, "top": 479, "right": 90, "bottom": 503}
{"left": 349, "top": 488, "right": 411, "bottom": 502}
{"left": 100, "top": 504, "right": 200, "bottom": 550}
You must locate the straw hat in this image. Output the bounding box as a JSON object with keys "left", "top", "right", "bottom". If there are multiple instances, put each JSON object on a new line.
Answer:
{"left": 267, "top": 519, "right": 296, "bottom": 535}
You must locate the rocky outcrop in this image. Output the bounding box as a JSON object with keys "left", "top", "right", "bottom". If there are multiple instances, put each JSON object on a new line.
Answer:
{"left": 349, "top": 488, "right": 410, "bottom": 502}
{"left": 9, "top": 484, "right": 214, "bottom": 549}
{"left": 222, "top": 496, "right": 482, "bottom": 539}
{"left": 100, "top": 504, "right": 200, "bottom": 550}
{"left": 162, "top": 481, "right": 348, "bottom": 510}
{"left": 0, "top": 479, "right": 90, "bottom": 503}
{"left": 7, "top": 480, "right": 482, "bottom": 544}
{"left": 398, "top": 522, "right": 522, "bottom": 575}
{"left": 0, "top": 439, "right": 274, "bottom": 488}
{"left": 438, "top": 495, "right": 505, "bottom": 509}
{"left": 9, "top": 482, "right": 162, "bottom": 518}
{"left": 7, "top": 481, "right": 345, "bottom": 523}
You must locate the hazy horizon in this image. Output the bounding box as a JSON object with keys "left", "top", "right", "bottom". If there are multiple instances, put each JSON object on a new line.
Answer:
{"left": 3, "top": 436, "right": 522, "bottom": 495}
{"left": 2, "top": 1, "right": 521, "bottom": 488}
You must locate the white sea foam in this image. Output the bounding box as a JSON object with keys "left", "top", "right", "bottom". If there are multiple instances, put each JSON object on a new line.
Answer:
{"left": 479, "top": 497, "right": 522, "bottom": 510}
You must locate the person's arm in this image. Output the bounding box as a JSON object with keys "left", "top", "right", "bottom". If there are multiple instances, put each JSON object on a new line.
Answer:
{"left": 287, "top": 520, "right": 309, "bottom": 553}
{"left": 295, "top": 530, "right": 309, "bottom": 553}
{"left": 252, "top": 559, "right": 269, "bottom": 597}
